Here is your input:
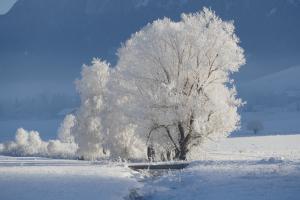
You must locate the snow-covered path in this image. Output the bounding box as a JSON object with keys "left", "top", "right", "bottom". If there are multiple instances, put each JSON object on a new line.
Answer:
{"left": 0, "top": 156, "right": 141, "bottom": 200}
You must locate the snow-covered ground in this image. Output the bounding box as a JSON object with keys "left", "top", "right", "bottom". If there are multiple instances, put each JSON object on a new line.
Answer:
{"left": 138, "top": 134, "right": 300, "bottom": 200}
{"left": 205, "top": 134, "right": 300, "bottom": 160}
{"left": 1, "top": 134, "right": 300, "bottom": 200}
{"left": 139, "top": 159, "right": 300, "bottom": 200}
{"left": 0, "top": 156, "right": 141, "bottom": 200}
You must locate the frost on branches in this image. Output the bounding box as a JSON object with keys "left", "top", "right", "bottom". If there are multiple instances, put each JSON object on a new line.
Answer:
{"left": 116, "top": 8, "right": 245, "bottom": 160}
{"left": 70, "top": 59, "right": 146, "bottom": 160}
{"left": 72, "top": 58, "right": 110, "bottom": 160}
{"left": 58, "top": 114, "right": 76, "bottom": 143}
{"left": 0, "top": 128, "right": 77, "bottom": 158}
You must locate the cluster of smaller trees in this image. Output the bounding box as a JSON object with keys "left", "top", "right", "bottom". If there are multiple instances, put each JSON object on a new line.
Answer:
{"left": 0, "top": 127, "right": 77, "bottom": 158}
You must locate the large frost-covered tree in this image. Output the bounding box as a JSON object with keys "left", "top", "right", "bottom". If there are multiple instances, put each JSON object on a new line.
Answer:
{"left": 116, "top": 8, "right": 245, "bottom": 160}
{"left": 72, "top": 58, "right": 110, "bottom": 160}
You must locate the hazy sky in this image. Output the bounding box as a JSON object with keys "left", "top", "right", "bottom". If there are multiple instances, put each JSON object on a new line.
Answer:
{"left": 0, "top": 0, "right": 17, "bottom": 15}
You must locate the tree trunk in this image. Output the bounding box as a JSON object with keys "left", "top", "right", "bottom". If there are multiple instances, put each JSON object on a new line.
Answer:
{"left": 175, "top": 122, "right": 190, "bottom": 160}
{"left": 178, "top": 149, "right": 187, "bottom": 160}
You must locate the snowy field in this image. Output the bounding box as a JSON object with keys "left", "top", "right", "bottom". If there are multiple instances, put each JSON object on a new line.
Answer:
{"left": 205, "top": 134, "right": 300, "bottom": 160}
{"left": 1, "top": 134, "right": 300, "bottom": 200}
{"left": 0, "top": 156, "right": 141, "bottom": 200}
{"left": 140, "top": 159, "right": 300, "bottom": 200}
{"left": 138, "top": 134, "right": 300, "bottom": 200}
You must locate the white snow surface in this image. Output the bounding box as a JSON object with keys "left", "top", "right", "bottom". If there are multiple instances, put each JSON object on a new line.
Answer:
{"left": 138, "top": 134, "right": 300, "bottom": 199}
{"left": 140, "top": 159, "right": 300, "bottom": 200}
{"left": 0, "top": 156, "right": 141, "bottom": 200}
{"left": 1, "top": 134, "right": 300, "bottom": 200}
{"left": 204, "top": 134, "right": 300, "bottom": 161}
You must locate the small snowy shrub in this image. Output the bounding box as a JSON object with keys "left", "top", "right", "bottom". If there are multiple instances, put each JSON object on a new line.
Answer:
{"left": 247, "top": 120, "right": 264, "bottom": 134}
{"left": 0, "top": 128, "right": 77, "bottom": 158}
{"left": 2, "top": 128, "right": 48, "bottom": 156}
{"left": 47, "top": 140, "right": 77, "bottom": 158}
{"left": 108, "top": 124, "right": 146, "bottom": 160}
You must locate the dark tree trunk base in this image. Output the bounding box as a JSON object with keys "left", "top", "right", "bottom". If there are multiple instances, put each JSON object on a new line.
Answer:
{"left": 128, "top": 162, "right": 190, "bottom": 170}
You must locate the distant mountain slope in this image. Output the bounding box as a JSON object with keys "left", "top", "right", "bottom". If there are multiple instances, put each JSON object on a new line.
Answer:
{"left": 242, "top": 66, "right": 300, "bottom": 94}
{"left": 239, "top": 66, "right": 300, "bottom": 110}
